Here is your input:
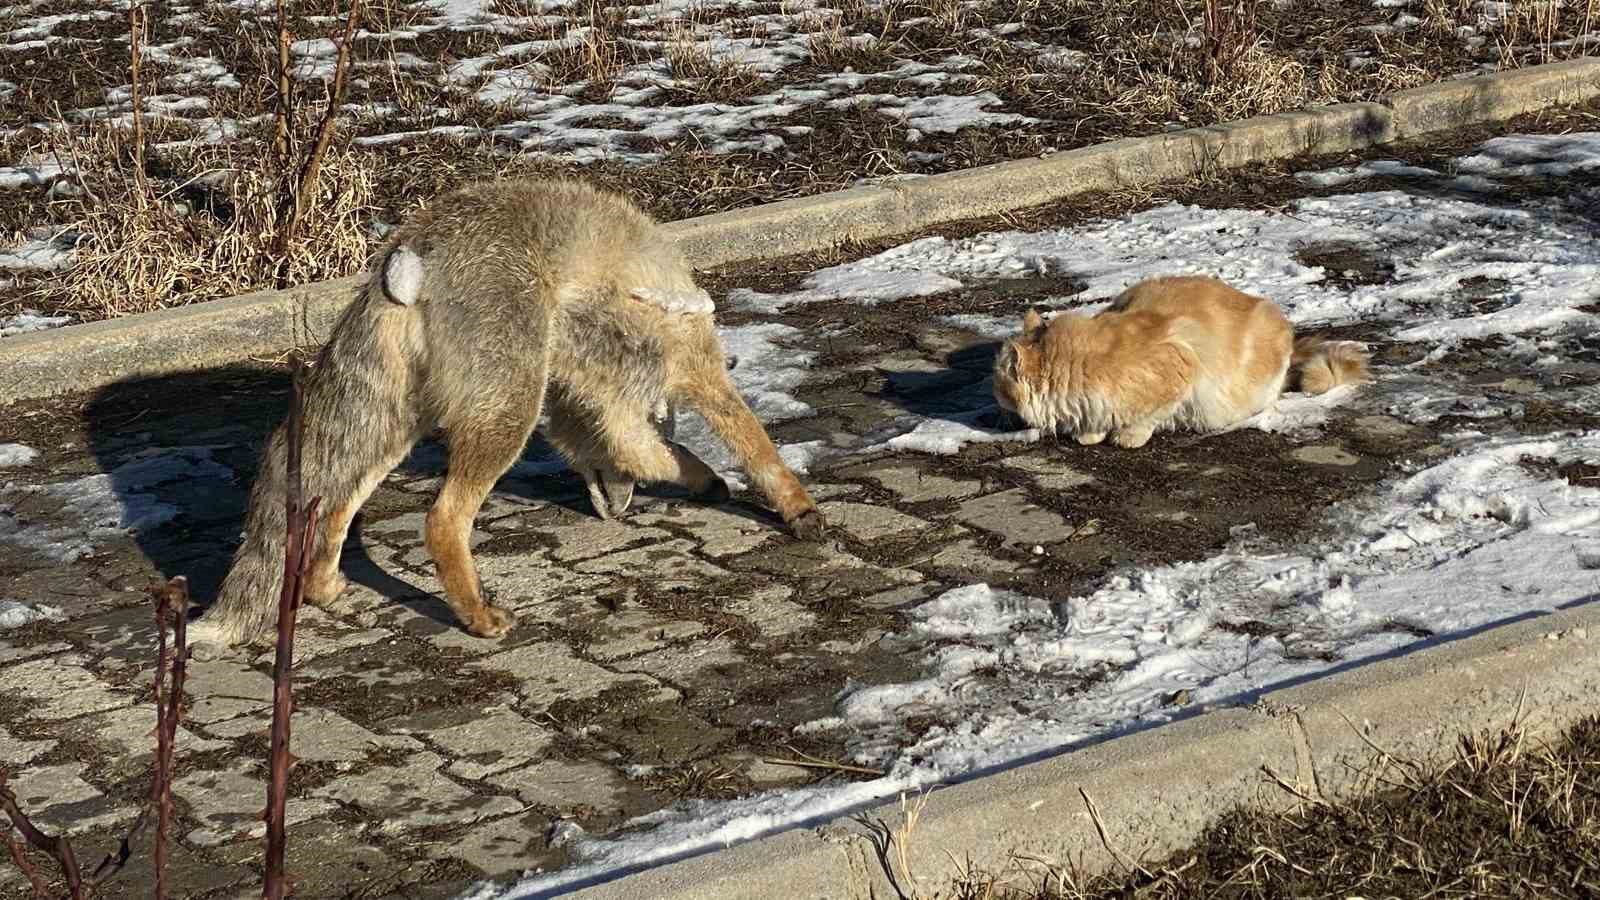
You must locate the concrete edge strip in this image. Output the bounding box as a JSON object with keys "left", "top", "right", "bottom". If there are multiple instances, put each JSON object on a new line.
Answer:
{"left": 3, "top": 57, "right": 1599, "bottom": 406}
{"left": 552, "top": 601, "right": 1600, "bottom": 900}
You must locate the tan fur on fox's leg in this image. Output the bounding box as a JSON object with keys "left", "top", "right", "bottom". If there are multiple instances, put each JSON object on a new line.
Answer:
{"left": 683, "top": 374, "right": 824, "bottom": 540}
{"left": 304, "top": 444, "right": 415, "bottom": 606}
{"left": 426, "top": 411, "right": 539, "bottom": 639}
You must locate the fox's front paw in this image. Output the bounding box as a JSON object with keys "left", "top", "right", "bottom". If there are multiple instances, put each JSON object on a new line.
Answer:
{"left": 585, "top": 469, "right": 636, "bottom": 520}
{"left": 467, "top": 604, "right": 514, "bottom": 639}
{"left": 787, "top": 508, "right": 827, "bottom": 542}
{"left": 1074, "top": 431, "right": 1107, "bottom": 446}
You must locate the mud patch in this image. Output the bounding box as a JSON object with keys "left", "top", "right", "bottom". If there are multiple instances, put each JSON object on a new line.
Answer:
{"left": 1294, "top": 242, "right": 1396, "bottom": 289}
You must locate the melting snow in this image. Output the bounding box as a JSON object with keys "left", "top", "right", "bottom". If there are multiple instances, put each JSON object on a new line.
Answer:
{"left": 479, "top": 432, "right": 1600, "bottom": 897}
{"left": 0, "top": 599, "right": 65, "bottom": 629}
{"left": 0, "top": 448, "right": 232, "bottom": 563}
{"left": 0, "top": 309, "right": 72, "bottom": 338}
{"left": 0, "top": 444, "right": 40, "bottom": 468}
{"left": 472, "top": 130, "right": 1600, "bottom": 898}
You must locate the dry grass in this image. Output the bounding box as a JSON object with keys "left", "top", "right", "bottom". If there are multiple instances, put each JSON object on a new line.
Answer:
{"left": 663, "top": 21, "right": 764, "bottom": 103}
{"left": 37, "top": 124, "right": 374, "bottom": 319}
{"left": 539, "top": 24, "right": 629, "bottom": 97}
{"left": 4, "top": 0, "right": 1600, "bottom": 323}
{"left": 908, "top": 714, "right": 1600, "bottom": 899}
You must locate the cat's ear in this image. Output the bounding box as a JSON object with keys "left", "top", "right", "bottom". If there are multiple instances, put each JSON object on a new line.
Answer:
{"left": 1022, "top": 308, "right": 1044, "bottom": 334}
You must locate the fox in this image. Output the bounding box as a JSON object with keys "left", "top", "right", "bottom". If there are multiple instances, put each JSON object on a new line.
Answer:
{"left": 991, "top": 275, "right": 1371, "bottom": 448}
{"left": 189, "top": 178, "right": 826, "bottom": 648}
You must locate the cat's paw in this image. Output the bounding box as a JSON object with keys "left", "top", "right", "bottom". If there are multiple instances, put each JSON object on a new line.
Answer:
{"left": 1074, "top": 431, "right": 1107, "bottom": 446}
{"left": 1113, "top": 426, "right": 1154, "bottom": 449}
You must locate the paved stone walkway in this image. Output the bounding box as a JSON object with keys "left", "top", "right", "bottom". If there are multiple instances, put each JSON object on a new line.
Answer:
{"left": 4, "top": 214, "right": 1599, "bottom": 898}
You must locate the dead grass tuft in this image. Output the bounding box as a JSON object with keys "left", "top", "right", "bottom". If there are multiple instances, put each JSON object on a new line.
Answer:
{"left": 915, "top": 713, "right": 1600, "bottom": 899}
{"left": 1497, "top": 0, "right": 1600, "bottom": 66}
{"left": 538, "top": 26, "right": 628, "bottom": 97}
{"left": 806, "top": 21, "right": 900, "bottom": 73}
{"left": 30, "top": 123, "right": 373, "bottom": 319}
{"left": 663, "top": 24, "right": 764, "bottom": 103}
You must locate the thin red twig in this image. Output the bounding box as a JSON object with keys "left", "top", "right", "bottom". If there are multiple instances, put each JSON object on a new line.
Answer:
{"left": 0, "top": 773, "right": 85, "bottom": 899}
{"left": 2, "top": 824, "right": 49, "bottom": 897}
{"left": 145, "top": 577, "right": 189, "bottom": 899}
{"left": 272, "top": 0, "right": 293, "bottom": 169}
{"left": 263, "top": 357, "right": 322, "bottom": 900}
{"left": 271, "top": 0, "right": 363, "bottom": 281}
{"left": 126, "top": 2, "right": 149, "bottom": 204}
{"left": 0, "top": 582, "right": 190, "bottom": 899}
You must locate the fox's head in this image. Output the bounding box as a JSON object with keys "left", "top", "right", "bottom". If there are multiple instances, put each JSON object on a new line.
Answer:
{"left": 992, "top": 308, "right": 1046, "bottom": 425}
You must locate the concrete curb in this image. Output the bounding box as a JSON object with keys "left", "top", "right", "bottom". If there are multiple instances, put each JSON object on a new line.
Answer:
{"left": 539, "top": 600, "right": 1600, "bottom": 900}
{"left": 4, "top": 57, "right": 1600, "bottom": 405}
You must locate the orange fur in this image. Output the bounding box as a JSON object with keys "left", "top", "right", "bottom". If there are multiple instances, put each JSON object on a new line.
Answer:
{"left": 993, "top": 275, "right": 1372, "bottom": 448}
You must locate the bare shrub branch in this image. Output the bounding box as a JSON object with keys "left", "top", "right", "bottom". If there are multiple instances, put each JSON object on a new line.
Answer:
{"left": 263, "top": 356, "right": 323, "bottom": 900}
{"left": 126, "top": 1, "right": 150, "bottom": 205}
{"left": 271, "top": 1, "right": 365, "bottom": 275}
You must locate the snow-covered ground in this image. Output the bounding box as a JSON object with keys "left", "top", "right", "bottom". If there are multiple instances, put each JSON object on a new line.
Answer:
{"left": 466, "top": 133, "right": 1600, "bottom": 897}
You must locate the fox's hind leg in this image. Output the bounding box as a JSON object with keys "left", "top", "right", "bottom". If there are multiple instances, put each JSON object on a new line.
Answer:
{"left": 426, "top": 390, "right": 545, "bottom": 639}
{"left": 304, "top": 432, "right": 423, "bottom": 607}
{"left": 585, "top": 397, "right": 676, "bottom": 515}
{"left": 584, "top": 467, "right": 637, "bottom": 521}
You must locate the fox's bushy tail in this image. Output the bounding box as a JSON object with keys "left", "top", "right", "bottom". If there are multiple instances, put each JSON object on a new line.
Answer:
{"left": 190, "top": 286, "right": 422, "bottom": 648}
{"left": 1291, "top": 335, "right": 1372, "bottom": 395}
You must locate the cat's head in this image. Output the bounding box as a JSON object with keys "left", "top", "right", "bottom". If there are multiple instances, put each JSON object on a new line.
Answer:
{"left": 993, "top": 309, "right": 1046, "bottom": 421}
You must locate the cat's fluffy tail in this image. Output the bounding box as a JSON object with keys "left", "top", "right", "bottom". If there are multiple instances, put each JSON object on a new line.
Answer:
{"left": 1291, "top": 335, "right": 1372, "bottom": 395}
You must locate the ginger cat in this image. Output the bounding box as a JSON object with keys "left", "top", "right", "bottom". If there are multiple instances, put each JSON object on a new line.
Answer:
{"left": 992, "top": 275, "right": 1371, "bottom": 448}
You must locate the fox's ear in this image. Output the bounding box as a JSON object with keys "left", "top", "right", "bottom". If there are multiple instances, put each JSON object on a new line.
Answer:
{"left": 1022, "top": 308, "right": 1044, "bottom": 334}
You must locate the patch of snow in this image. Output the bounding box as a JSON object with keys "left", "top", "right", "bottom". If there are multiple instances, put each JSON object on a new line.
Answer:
{"left": 0, "top": 309, "right": 72, "bottom": 338}
{"left": 476, "top": 430, "right": 1600, "bottom": 898}
{"left": 1233, "top": 384, "right": 1361, "bottom": 434}
{"left": 0, "top": 238, "right": 74, "bottom": 272}
{"left": 0, "top": 444, "right": 40, "bottom": 468}
{"left": 0, "top": 599, "right": 65, "bottom": 629}
{"left": 875, "top": 411, "right": 1038, "bottom": 456}
{"left": 1455, "top": 132, "right": 1600, "bottom": 178}
{"left": 0, "top": 162, "right": 67, "bottom": 190}
{"left": 729, "top": 185, "right": 1600, "bottom": 335}
{"left": 1293, "top": 158, "right": 1445, "bottom": 187}
{"left": 0, "top": 448, "right": 233, "bottom": 563}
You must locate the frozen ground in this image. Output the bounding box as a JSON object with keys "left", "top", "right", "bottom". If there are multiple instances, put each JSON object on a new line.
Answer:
{"left": 2, "top": 131, "right": 1599, "bottom": 898}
